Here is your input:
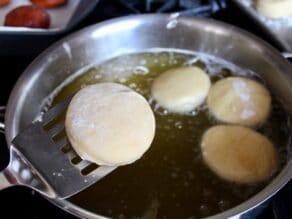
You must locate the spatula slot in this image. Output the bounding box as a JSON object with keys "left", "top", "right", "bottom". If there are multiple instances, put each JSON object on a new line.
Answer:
{"left": 81, "top": 163, "right": 98, "bottom": 176}
{"left": 61, "top": 144, "right": 72, "bottom": 153}
{"left": 71, "top": 156, "right": 82, "bottom": 165}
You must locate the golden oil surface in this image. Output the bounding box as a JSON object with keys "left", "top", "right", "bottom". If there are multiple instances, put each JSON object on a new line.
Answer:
{"left": 51, "top": 51, "right": 290, "bottom": 219}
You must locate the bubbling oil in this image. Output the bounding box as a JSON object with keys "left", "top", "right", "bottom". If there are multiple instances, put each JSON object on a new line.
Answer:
{"left": 50, "top": 50, "right": 290, "bottom": 219}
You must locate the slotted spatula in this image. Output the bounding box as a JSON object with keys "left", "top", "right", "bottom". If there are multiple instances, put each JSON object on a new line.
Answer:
{"left": 0, "top": 96, "right": 116, "bottom": 199}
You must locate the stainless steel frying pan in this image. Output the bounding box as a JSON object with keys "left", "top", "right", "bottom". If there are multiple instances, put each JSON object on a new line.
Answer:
{"left": 0, "top": 14, "right": 291, "bottom": 219}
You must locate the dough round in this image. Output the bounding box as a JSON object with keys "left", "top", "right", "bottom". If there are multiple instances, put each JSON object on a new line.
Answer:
{"left": 207, "top": 77, "right": 271, "bottom": 126}
{"left": 256, "top": 0, "right": 292, "bottom": 19}
{"left": 65, "top": 83, "right": 156, "bottom": 166}
{"left": 201, "top": 125, "right": 278, "bottom": 184}
{"left": 151, "top": 66, "right": 210, "bottom": 113}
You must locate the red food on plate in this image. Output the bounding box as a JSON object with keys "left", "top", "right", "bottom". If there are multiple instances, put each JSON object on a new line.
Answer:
{"left": 31, "top": 0, "right": 67, "bottom": 8}
{"left": 4, "top": 5, "right": 50, "bottom": 29}
{"left": 0, "top": 0, "right": 10, "bottom": 7}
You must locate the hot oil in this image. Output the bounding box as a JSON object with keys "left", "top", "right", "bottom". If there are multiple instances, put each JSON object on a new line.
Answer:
{"left": 50, "top": 51, "right": 290, "bottom": 219}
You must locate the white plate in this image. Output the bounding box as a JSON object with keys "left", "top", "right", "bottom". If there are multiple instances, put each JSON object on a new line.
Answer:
{"left": 0, "top": 0, "right": 80, "bottom": 33}
{"left": 235, "top": 0, "right": 292, "bottom": 52}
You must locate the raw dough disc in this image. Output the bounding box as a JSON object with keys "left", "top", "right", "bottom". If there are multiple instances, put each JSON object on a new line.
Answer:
{"left": 151, "top": 66, "right": 211, "bottom": 113}
{"left": 201, "top": 125, "right": 278, "bottom": 184}
{"left": 256, "top": 0, "right": 292, "bottom": 19}
{"left": 207, "top": 77, "right": 271, "bottom": 126}
{"left": 65, "top": 83, "right": 156, "bottom": 166}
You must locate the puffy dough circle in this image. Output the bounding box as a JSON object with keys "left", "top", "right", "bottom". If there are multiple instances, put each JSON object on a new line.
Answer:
{"left": 65, "top": 83, "right": 156, "bottom": 166}
{"left": 151, "top": 66, "right": 211, "bottom": 113}
{"left": 256, "top": 0, "right": 292, "bottom": 19}
{"left": 201, "top": 125, "right": 278, "bottom": 184}
{"left": 207, "top": 77, "right": 271, "bottom": 126}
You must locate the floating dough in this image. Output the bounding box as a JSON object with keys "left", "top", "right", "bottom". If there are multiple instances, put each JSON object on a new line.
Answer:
{"left": 207, "top": 77, "right": 271, "bottom": 126}
{"left": 151, "top": 66, "right": 210, "bottom": 113}
{"left": 65, "top": 83, "right": 156, "bottom": 166}
{"left": 201, "top": 125, "right": 278, "bottom": 184}
{"left": 256, "top": 0, "right": 292, "bottom": 19}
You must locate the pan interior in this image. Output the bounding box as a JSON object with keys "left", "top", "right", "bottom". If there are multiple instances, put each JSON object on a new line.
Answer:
{"left": 43, "top": 49, "right": 291, "bottom": 219}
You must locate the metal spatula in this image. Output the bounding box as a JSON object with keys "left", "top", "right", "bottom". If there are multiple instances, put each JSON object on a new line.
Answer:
{"left": 0, "top": 97, "right": 116, "bottom": 199}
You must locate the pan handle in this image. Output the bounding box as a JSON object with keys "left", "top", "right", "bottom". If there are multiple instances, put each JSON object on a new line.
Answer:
{"left": 0, "top": 105, "right": 11, "bottom": 189}
{"left": 0, "top": 106, "right": 4, "bottom": 134}
{"left": 282, "top": 52, "right": 292, "bottom": 59}
{"left": 0, "top": 170, "right": 13, "bottom": 190}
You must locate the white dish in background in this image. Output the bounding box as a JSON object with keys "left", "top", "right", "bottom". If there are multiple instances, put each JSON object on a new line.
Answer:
{"left": 235, "top": 0, "right": 292, "bottom": 52}
{"left": 0, "top": 0, "right": 80, "bottom": 32}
